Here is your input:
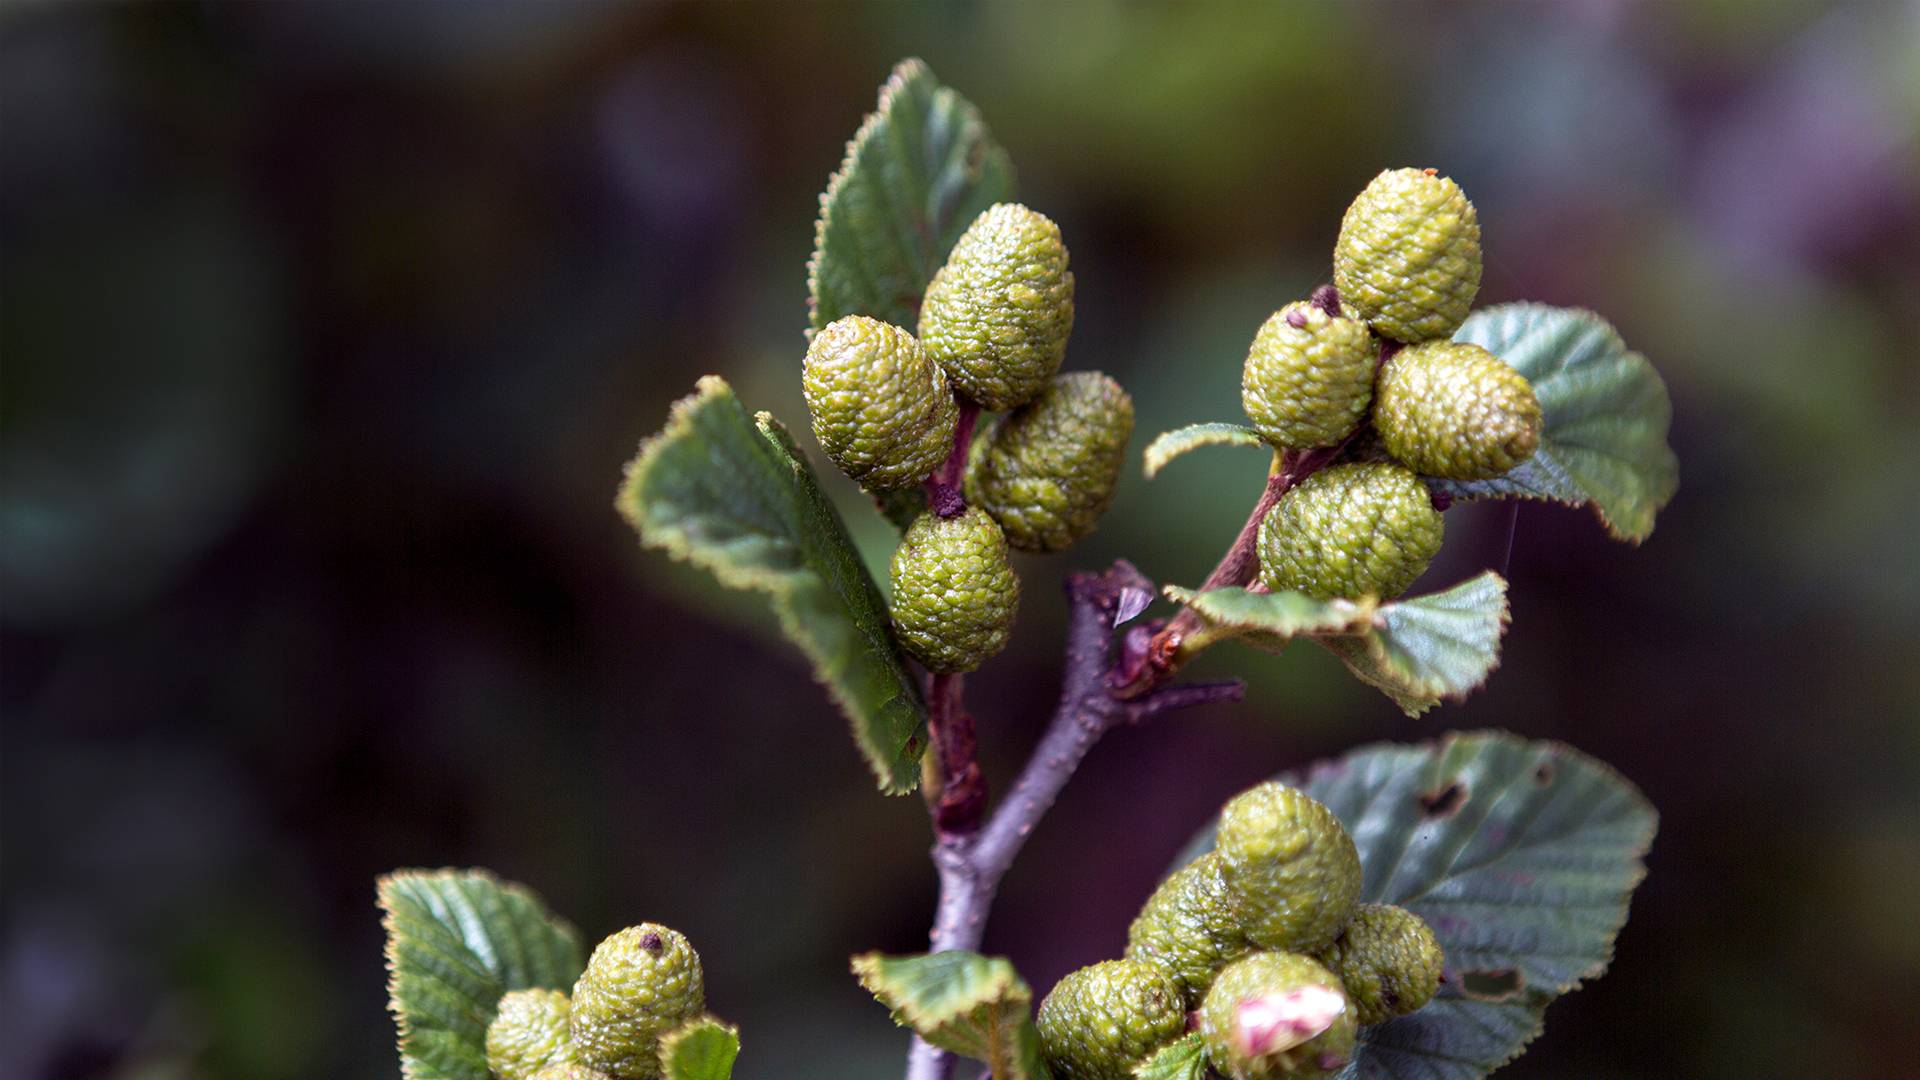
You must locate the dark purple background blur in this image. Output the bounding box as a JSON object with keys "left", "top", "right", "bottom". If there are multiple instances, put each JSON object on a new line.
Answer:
{"left": 3, "top": 2, "right": 1917, "bottom": 1077}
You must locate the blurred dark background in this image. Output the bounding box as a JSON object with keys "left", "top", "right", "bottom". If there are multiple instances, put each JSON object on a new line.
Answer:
{"left": 3, "top": 2, "right": 1917, "bottom": 1077}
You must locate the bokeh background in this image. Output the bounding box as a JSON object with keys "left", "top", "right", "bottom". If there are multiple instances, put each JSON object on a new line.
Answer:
{"left": 4, "top": 2, "right": 1918, "bottom": 1077}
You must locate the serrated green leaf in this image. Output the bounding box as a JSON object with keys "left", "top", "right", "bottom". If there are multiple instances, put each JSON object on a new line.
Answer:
{"left": 1131, "top": 1033, "right": 1208, "bottom": 1080}
{"left": 852, "top": 951, "right": 1050, "bottom": 1080}
{"left": 1142, "top": 422, "right": 1270, "bottom": 479}
{"left": 379, "top": 869, "right": 585, "bottom": 1080}
{"left": 1438, "top": 303, "right": 1679, "bottom": 543}
{"left": 1172, "top": 731, "right": 1657, "bottom": 1080}
{"left": 1316, "top": 572, "right": 1510, "bottom": 717}
{"left": 1167, "top": 574, "right": 1508, "bottom": 716}
{"left": 660, "top": 1016, "right": 740, "bottom": 1080}
{"left": 617, "top": 377, "right": 927, "bottom": 794}
{"left": 808, "top": 59, "right": 1017, "bottom": 334}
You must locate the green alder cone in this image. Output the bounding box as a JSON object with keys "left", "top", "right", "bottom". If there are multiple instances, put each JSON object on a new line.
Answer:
{"left": 1036, "top": 959, "right": 1187, "bottom": 1080}
{"left": 1215, "top": 782, "right": 1362, "bottom": 954}
{"left": 1257, "top": 462, "right": 1443, "bottom": 602}
{"left": 1374, "top": 339, "right": 1543, "bottom": 481}
{"left": 1200, "top": 952, "right": 1357, "bottom": 1080}
{"left": 803, "top": 315, "right": 959, "bottom": 491}
{"left": 528, "top": 1067, "right": 616, "bottom": 1080}
{"left": 1333, "top": 168, "right": 1482, "bottom": 343}
{"left": 1124, "top": 851, "right": 1253, "bottom": 1008}
{"left": 569, "top": 925, "right": 705, "bottom": 1079}
{"left": 1241, "top": 302, "right": 1376, "bottom": 450}
{"left": 889, "top": 507, "right": 1019, "bottom": 673}
{"left": 486, "top": 988, "right": 580, "bottom": 1080}
{"left": 964, "top": 370, "right": 1134, "bottom": 552}
{"left": 918, "top": 203, "right": 1075, "bottom": 410}
{"left": 1314, "top": 903, "right": 1444, "bottom": 1027}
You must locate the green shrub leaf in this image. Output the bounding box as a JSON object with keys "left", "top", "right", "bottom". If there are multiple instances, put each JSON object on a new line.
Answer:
{"left": 618, "top": 377, "right": 927, "bottom": 794}
{"left": 1173, "top": 731, "right": 1657, "bottom": 1079}
{"left": 1167, "top": 573, "right": 1508, "bottom": 716}
{"left": 379, "top": 869, "right": 585, "bottom": 1080}
{"left": 809, "top": 59, "right": 1017, "bottom": 334}
{"left": 660, "top": 1016, "right": 741, "bottom": 1080}
{"left": 1131, "top": 1033, "right": 1208, "bottom": 1080}
{"left": 1142, "top": 422, "right": 1270, "bottom": 479}
{"left": 1438, "top": 303, "right": 1679, "bottom": 543}
{"left": 851, "top": 951, "right": 1049, "bottom": 1080}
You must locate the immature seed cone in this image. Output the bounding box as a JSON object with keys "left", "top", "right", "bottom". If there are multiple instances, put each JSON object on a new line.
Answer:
{"left": 528, "top": 1067, "right": 616, "bottom": 1080}
{"left": 918, "top": 203, "right": 1075, "bottom": 410}
{"left": 569, "top": 925, "right": 705, "bottom": 1079}
{"left": 1124, "top": 851, "right": 1254, "bottom": 1008}
{"left": 1241, "top": 302, "right": 1376, "bottom": 450}
{"left": 889, "top": 507, "right": 1019, "bottom": 673}
{"left": 1315, "top": 903, "right": 1444, "bottom": 1027}
{"left": 1036, "top": 959, "right": 1187, "bottom": 1080}
{"left": 1215, "top": 782, "right": 1362, "bottom": 954}
{"left": 803, "top": 315, "right": 959, "bottom": 490}
{"left": 964, "top": 371, "right": 1134, "bottom": 551}
{"left": 1333, "top": 168, "right": 1482, "bottom": 343}
{"left": 1200, "top": 952, "right": 1357, "bottom": 1080}
{"left": 1257, "top": 462, "right": 1443, "bottom": 602}
{"left": 486, "top": 988, "right": 579, "bottom": 1080}
{"left": 1373, "top": 340, "right": 1543, "bottom": 480}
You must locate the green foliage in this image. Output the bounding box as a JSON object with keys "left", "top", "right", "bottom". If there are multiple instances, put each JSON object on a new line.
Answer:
{"left": 1439, "top": 303, "right": 1679, "bottom": 542}
{"left": 659, "top": 1017, "right": 740, "bottom": 1080}
{"left": 1169, "top": 572, "right": 1509, "bottom": 716}
{"left": 1130, "top": 1034, "right": 1208, "bottom": 1080}
{"left": 809, "top": 59, "right": 1017, "bottom": 334}
{"left": 1141, "top": 422, "right": 1269, "bottom": 479}
{"left": 851, "top": 951, "right": 1050, "bottom": 1080}
{"left": 617, "top": 376, "right": 927, "bottom": 793}
{"left": 1173, "top": 732, "right": 1657, "bottom": 1079}
{"left": 379, "top": 870, "right": 586, "bottom": 1080}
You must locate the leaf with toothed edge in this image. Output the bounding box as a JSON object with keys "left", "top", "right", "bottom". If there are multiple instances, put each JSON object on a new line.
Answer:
{"left": 1434, "top": 304, "right": 1678, "bottom": 543}
{"left": 808, "top": 59, "right": 1017, "bottom": 334}
{"left": 379, "top": 869, "right": 585, "bottom": 1080}
{"left": 617, "top": 377, "right": 928, "bottom": 794}
{"left": 1170, "top": 731, "right": 1657, "bottom": 1079}
{"left": 659, "top": 1016, "right": 741, "bottom": 1080}
{"left": 851, "top": 951, "right": 1049, "bottom": 1080}
{"left": 1143, "top": 422, "right": 1270, "bottom": 479}
{"left": 1132, "top": 1033, "right": 1208, "bottom": 1079}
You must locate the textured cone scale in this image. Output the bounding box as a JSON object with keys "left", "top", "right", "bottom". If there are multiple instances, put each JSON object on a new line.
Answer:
{"left": 1257, "top": 462, "right": 1443, "bottom": 602}
{"left": 1374, "top": 339, "right": 1543, "bottom": 481}
{"left": 569, "top": 925, "right": 705, "bottom": 1080}
{"left": 1037, "top": 959, "right": 1187, "bottom": 1080}
{"left": 889, "top": 507, "right": 1019, "bottom": 673}
{"left": 1215, "top": 783, "right": 1362, "bottom": 954}
{"left": 1333, "top": 168, "right": 1482, "bottom": 343}
{"left": 1201, "top": 952, "right": 1357, "bottom": 1080}
{"left": 1241, "top": 302, "right": 1376, "bottom": 450}
{"left": 528, "top": 1067, "right": 616, "bottom": 1080}
{"left": 803, "top": 315, "right": 959, "bottom": 490}
{"left": 486, "top": 989, "right": 579, "bottom": 1080}
{"left": 1315, "top": 904, "right": 1444, "bottom": 1027}
{"left": 965, "top": 371, "right": 1134, "bottom": 551}
{"left": 1125, "top": 851, "right": 1254, "bottom": 1008}
{"left": 918, "top": 203, "right": 1075, "bottom": 410}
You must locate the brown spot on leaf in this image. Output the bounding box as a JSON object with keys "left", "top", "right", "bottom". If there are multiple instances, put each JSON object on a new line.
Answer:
{"left": 1458, "top": 968, "right": 1524, "bottom": 1001}
{"left": 1534, "top": 760, "right": 1556, "bottom": 786}
{"left": 1419, "top": 780, "right": 1467, "bottom": 818}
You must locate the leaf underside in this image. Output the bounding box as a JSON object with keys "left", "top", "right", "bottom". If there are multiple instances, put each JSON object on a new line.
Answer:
{"left": 852, "top": 951, "right": 1049, "bottom": 1080}
{"left": 1142, "top": 422, "right": 1270, "bottom": 479}
{"left": 1172, "top": 731, "right": 1657, "bottom": 1079}
{"left": 1132, "top": 1032, "right": 1209, "bottom": 1079}
{"left": 380, "top": 869, "right": 586, "bottom": 1080}
{"left": 808, "top": 58, "right": 1017, "bottom": 334}
{"left": 617, "top": 377, "right": 927, "bottom": 794}
{"left": 1171, "top": 573, "right": 1510, "bottom": 717}
{"left": 660, "top": 1016, "right": 741, "bottom": 1080}
{"left": 1440, "top": 303, "right": 1679, "bottom": 543}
